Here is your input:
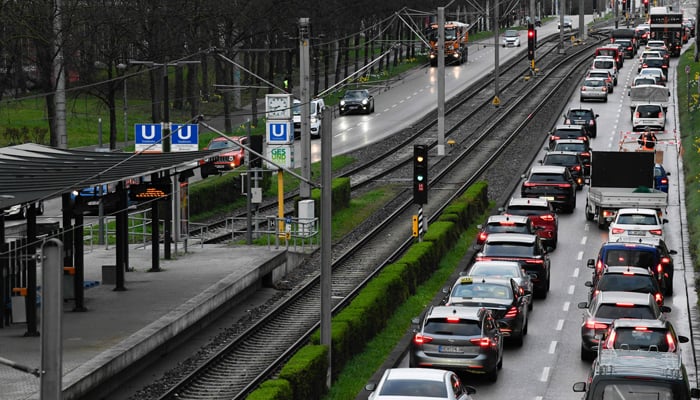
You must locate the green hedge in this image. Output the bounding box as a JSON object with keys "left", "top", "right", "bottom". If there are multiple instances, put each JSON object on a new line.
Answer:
{"left": 278, "top": 345, "right": 329, "bottom": 399}
{"left": 246, "top": 181, "right": 489, "bottom": 400}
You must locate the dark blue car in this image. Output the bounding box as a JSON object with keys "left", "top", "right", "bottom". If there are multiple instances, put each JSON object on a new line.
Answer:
{"left": 654, "top": 163, "right": 669, "bottom": 193}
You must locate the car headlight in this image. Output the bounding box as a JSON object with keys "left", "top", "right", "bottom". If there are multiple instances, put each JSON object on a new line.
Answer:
{"left": 71, "top": 190, "right": 79, "bottom": 197}
{"left": 311, "top": 117, "right": 317, "bottom": 123}
{"left": 340, "top": 100, "right": 346, "bottom": 106}
{"left": 362, "top": 99, "right": 368, "bottom": 105}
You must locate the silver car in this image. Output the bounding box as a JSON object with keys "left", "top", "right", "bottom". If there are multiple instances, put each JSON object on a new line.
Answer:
{"left": 580, "top": 77, "right": 609, "bottom": 102}
{"left": 464, "top": 260, "right": 535, "bottom": 310}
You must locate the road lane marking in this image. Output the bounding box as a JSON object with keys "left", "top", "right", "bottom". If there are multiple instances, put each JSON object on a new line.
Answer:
{"left": 573, "top": 267, "right": 580, "bottom": 278}
{"left": 549, "top": 341, "right": 557, "bottom": 354}
{"left": 568, "top": 285, "right": 575, "bottom": 295}
{"left": 540, "top": 367, "right": 550, "bottom": 382}
{"left": 556, "top": 319, "right": 564, "bottom": 330}
{"left": 580, "top": 236, "right": 587, "bottom": 245}
{"left": 577, "top": 251, "right": 583, "bottom": 260}
{"left": 563, "top": 301, "right": 570, "bottom": 312}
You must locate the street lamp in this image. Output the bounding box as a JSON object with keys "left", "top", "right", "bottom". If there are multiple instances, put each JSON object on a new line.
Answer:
{"left": 117, "top": 63, "right": 128, "bottom": 147}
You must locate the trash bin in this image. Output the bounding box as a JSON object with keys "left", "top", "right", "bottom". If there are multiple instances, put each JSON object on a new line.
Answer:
{"left": 102, "top": 265, "right": 116, "bottom": 285}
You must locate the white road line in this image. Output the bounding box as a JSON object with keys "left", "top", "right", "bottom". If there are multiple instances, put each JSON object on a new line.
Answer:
{"left": 573, "top": 267, "right": 580, "bottom": 278}
{"left": 549, "top": 341, "right": 557, "bottom": 354}
{"left": 563, "top": 301, "right": 570, "bottom": 312}
{"left": 577, "top": 251, "right": 583, "bottom": 260}
{"left": 580, "top": 236, "right": 587, "bottom": 245}
{"left": 540, "top": 367, "right": 550, "bottom": 382}
{"left": 535, "top": 397, "right": 543, "bottom": 400}
{"left": 556, "top": 319, "right": 564, "bottom": 330}
{"left": 568, "top": 285, "right": 576, "bottom": 295}
{"left": 383, "top": 109, "right": 390, "bottom": 112}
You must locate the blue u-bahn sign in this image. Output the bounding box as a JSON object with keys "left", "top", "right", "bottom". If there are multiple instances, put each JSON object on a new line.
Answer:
{"left": 135, "top": 123, "right": 163, "bottom": 152}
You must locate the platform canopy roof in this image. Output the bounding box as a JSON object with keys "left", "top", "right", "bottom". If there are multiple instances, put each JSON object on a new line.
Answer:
{"left": 0, "top": 143, "right": 219, "bottom": 210}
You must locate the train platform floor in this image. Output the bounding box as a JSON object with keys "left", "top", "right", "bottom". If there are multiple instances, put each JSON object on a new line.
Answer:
{"left": 0, "top": 242, "right": 289, "bottom": 400}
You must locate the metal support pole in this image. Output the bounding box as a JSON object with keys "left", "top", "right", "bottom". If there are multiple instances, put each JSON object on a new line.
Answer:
{"left": 320, "top": 107, "right": 332, "bottom": 388}
{"left": 494, "top": 2, "right": 501, "bottom": 94}
{"left": 299, "top": 17, "right": 311, "bottom": 198}
{"left": 246, "top": 120, "right": 253, "bottom": 245}
{"left": 40, "top": 239, "right": 63, "bottom": 400}
{"left": 25, "top": 204, "right": 38, "bottom": 337}
{"left": 278, "top": 170, "right": 285, "bottom": 240}
{"left": 123, "top": 77, "right": 128, "bottom": 146}
{"left": 150, "top": 173, "right": 160, "bottom": 272}
{"left": 437, "top": 8, "right": 446, "bottom": 156}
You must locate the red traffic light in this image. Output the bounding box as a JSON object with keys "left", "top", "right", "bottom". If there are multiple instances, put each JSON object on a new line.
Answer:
{"left": 643, "top": 0, "right": 648, "bottom": 4}
{"left": 528, "top": 30, "right": 535, "bottom": 38}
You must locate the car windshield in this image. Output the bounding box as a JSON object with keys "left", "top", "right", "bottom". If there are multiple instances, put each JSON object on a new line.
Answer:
{"left": 545, "top": 155, "right": 578, "bottom": 165}
{"left": 604, "top": 250, "right": 656, "bottom": 268}
{"left": 452, "top": 283, "right": 513, "bottom": 299}
{"left": 379, "top": 378, "right": 448, "bottom": 397}
{"left": 505, "top": 30, "right": 518, "bottom": 37}
{"left": 482, "top": 242, "right": 536, "bottom": 257}
{"left": 505, "top": 206, "right": 549, "bottom": 216}
{"left": 554, "top": 129, "right": 583, "bottom": 138}
{"left": 594, "top": 60, "right": 614, "bottom": 69}
{"left": 529, "top": 173, "right": 568, "bottom": 182}
{"left": 611, "top": 328, "right": 669, "bottom": 351}
{"left": 645, "top": 59, "right": 664, "bottom": 67}
{"left": 554, "top": 143, "right": 586, "bottom": 152}
{"left": 344, "top": 91, "right": 366, "bottom": 99}
{"left": 616, "top": 214, "right": 658, "bottom": 225}
{"left": 469, "top": 264, "right": 520, "bottom": 277}
{"left": 208, "top": 140, "right": 240, "bottom": 150}
{"left": 636, "top": 105, "right": 662, "bottom": 117}
{"left": 593, "top": 381, "right": 676, "bottom": 399}
{"left": 635, "top": 78, "right": 657, "bottom": 85}
{"left": 595, "top": 304, "right": 656, "bottom": 320}
{"left": 485, "top": 222, "right": 530, "bottom": 234}
{"left": 588, "top": 72, "right": 609, "bottom": 78}
{"left": 597, "top": 274, "right": 657, "bottom": 293}
{"left": 584, "top": 79, "right": 605, "bottom": 87}
{"left": 598, "top": 49, "right": 618, "bottom": 57}
{"left": 569, "top": 110, "right": 592, "bottom": 117}
{"left": 424, "top": 318, "right": 481, "bottom": 336}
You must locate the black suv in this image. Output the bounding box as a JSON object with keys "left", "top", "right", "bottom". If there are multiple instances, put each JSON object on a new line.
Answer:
{"left": 548, "top": 124, "right": 589, "bottom": 149}
{"left": 521, "top": 165, "right": 576, "bottom": 213}
{"left": 539, "top": 151, "right": 586, "bottom": 188}
{"left": 563, "top": 108, "right": 599, "bottom": 138}
{"left": 475, "top": 233, "right": 551, "bottom": 299}
{"left": 573, "top": 349, "right": 700, "bottom": 399}
{"left": 550, "top": 139, "right": 592, "bottom": 176}
{"left": 339, "top": 89, "right": 374, "bottom": 115}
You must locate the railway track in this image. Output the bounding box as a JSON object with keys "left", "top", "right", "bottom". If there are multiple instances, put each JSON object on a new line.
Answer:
{"left": 190, "top": 29, "right": 608, "bottom": 245}
{"left": 149, "top": 30, "right": 609, "bottom": 400}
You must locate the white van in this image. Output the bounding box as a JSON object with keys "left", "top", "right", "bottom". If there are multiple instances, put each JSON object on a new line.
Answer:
{"left": 293, "top": 98, "right": 326, "bottom": 139}
{"left": 591, "top": 57, "right": 618, "bottom": 86}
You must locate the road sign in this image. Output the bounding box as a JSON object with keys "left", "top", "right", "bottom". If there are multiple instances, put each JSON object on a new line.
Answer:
{"left": 171, "top": 123, "right": 199, "bottom": 152}
{"left": 266, "top": 144, "right": 295, "bottom": 169}
{"left": 135, "top": 123, "right": 162, "bottom": 153}
{"left": 266, "top": 121, "right": 293, "bottom": 144}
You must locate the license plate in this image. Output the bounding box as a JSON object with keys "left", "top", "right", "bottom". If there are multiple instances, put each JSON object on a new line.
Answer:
{"left": 540, "top": 196, "right": 555, "bottom": 201}
{"left": 214, "top": 165, "right": 225, "bottom": 169}
{"left": 439, "top": 345, "right": 464, "bottom": 353}
{"left": 87, "top": 200, "right": 100, "bottom": 206}
{"left": 628, "top": 230, "right": 646, "bottom": 235}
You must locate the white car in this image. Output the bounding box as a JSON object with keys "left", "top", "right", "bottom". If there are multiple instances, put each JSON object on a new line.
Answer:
{"left": 366, "top": 368, "right": 476, "bottom": 399}
{"left": 502, "top": 29, "right": 521, "bottom": 47}
{"left": 638, "top": 67, "right": 666, "bottom": 86}
{"left": 591, "top": 57, "right": 618, "bottom": 85}
{"left": 608, "top": 208, "right": 668, "bottom": 242}
{"left": 632, "top": 103, "right": 665, "bottom": 131}
{"left": 558, "top": 17, "right": 573, "bottom": 30}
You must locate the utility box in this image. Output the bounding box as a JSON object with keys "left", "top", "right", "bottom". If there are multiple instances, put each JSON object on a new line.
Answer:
{"left": 298, "top": 199, "right": 315, "bottom": 238}
{"left": 102, "top": 265, "right": 116, "bottom": 285}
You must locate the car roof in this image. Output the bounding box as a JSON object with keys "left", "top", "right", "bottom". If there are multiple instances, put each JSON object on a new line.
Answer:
{"left": 530, "top": 165, "right": 567, "bottom": 174}
{"left": 614, "top": 236, "right": 665, "bottom": 247}
{"left": 554, "top": 124, "right": 585, "bottom": 130}
{"left": 457, "top": 275, "right": 516, "bottom": 287}
{"left": 583, "top": 77, "right": 607, "bottom": 83}
{"left": 211, "top": 136, "right": 243, "bottom": 142}
{"left": 588, "top": 70, "right": 611, "bottom": 74}
{"left": 567, "top": 107, "right": 595, "bottom": 112}
{"left": 594, "top": 349, "right": 684, "bottom": 379}
{"left": 616, "top": 208, "right": 658, "bottom": 215}
{"left": 427, "top": 305, "right": 484, "bottom": 320}
{"left": 383, "top": 367, "right": 450, "bottom": 382}
{"left": 484, "top": 233, "right": 538, "bottom": 244}
{"left": 595, "top": 290, "right": 655, "bottom": 305}
{"left": 545, "top": 150, "right": 581, "bottom": 157}
{"left": 602, "top": 265, "right": 654, "bottom": 276}
{"left": 469, "top": 260, "right": 523, "bottom": 269}
{"left": 485, "top": 214, "right": 530, "bottom": 224}
{"left": 609, "top": 318, "right": 668, "bottom": 329}
{"left": 640, "top": 67, "right": 663, "bottom": 73}
{"left": 554, "top": 138, "right": 587, "bottom": 144}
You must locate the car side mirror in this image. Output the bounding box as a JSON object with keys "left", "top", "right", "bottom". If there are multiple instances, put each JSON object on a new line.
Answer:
{"left": 587, "top": 259, "right": 595, "bottom": 268}
{"left": 663, "top": 219, "right": 669, "bottom": 224}
{"left": 669, "top": 249, "right": 678, "bottom": 255}
{"left": 365, "top": 383, "right": 377, "bottom": 392}
{"left": 573, "top": 382, "right": 587, "bottom": 393}
{"left": 585, "top": 281, "right": 593, "bottom": 287}
{"left": 660, "top": 305, "right": 672, "bottom": 313}
{"left": 679, "top": 335, "right": 689, "bottom": 343}
{"left": 578, "top": 301, "right": 589, "bottom": 309}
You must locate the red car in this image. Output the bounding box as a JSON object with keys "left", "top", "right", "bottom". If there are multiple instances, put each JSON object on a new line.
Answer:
{"left": 199, "top": 136, "right": 246, "bottom": 179}
{"left": 501, "top": 197, "right": 558, "bottom": 250}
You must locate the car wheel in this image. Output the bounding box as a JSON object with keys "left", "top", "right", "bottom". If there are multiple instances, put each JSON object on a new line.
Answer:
{"left": 604, "top": 96, "right": 608, "bottom": 103}
{"left": 528, "top": 298, "right": 534, "bottom": 311}
{"left": 666, "top": 280, "right": 674, "bottom": 296}
{"left": 497, "top": 353, "right": 503, "bottom": 369}
{"left": 580, "top": 97, "right": 585, "bottom": 102}
{"left": 513, "top": 332, "right": 524, "bottom": 347}
{"left": 585, "top": 206, "right": 594, "bottom": 221}
{"left": 486, "top": 366, "right": 499, "bottom": 382}
{"left": 581, "top": 345, "right": 594, "bottom": 361}
{"left": 609, "top": 86, "right": 613, "bottom": 94}
{"left": 201, "top": 170, "right": 209, "bottom": 179}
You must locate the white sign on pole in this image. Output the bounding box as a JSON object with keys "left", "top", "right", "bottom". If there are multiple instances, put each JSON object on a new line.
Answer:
{"left": 266, "top": 144, "right": 295, "bottom": 169}
{"left": 134, "top": 123, "right": 163, "bottom": 153}
{"left": 171, "top": 123, "right": 199, "bottom": 152}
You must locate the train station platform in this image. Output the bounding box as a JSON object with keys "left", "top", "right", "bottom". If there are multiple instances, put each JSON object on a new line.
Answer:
{"left": 0, "top": 243, "right": 291, "bottom": 400}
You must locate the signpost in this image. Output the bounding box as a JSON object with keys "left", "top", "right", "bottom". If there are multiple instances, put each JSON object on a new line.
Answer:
{"left": 134, "top": 123, "right": 163, "bottom": 153}
{"left": 170, "top": 123, "right": 199, "bottom": 152}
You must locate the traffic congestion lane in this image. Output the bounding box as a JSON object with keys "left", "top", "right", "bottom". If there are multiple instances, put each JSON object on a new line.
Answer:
{"left": 386, "top": 31, "right": 695, "bottom": 400}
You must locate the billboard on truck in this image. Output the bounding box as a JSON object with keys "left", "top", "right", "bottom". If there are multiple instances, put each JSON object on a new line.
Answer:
{"left": 649, "top": 6, "right": 683, "bottom": 56}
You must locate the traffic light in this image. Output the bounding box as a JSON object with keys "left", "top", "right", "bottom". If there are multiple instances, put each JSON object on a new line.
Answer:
{"left": 527, "top": 24, "right": 536, "bottom": 60}
{"left": 413, "top": 145, "right": 428, "bottom": 204}
{"left": 643, "top": 0, "right": 649, "bottom": 14}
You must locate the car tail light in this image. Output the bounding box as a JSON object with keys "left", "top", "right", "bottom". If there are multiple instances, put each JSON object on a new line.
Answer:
{"left": 540, "top": 214, "right": 555, "bottom": 221}
{"left": 616, "top": 302, "right": 635, "bottom": 307}
{"left": 574, "top": 165, "right": 581, "bottom": 171}
{"left": 557, "top": 183, "right": 572, "bottom": 188}
{"left": 649, "top": 229, "right": 663, "bottom": 236}
{"left": 589, "top": 120, "right": 595, "bottom": 126}
{"left": 447, "top": 316, "right": 460, "bottom": 323}
{"left": 470, "top": 337, "right": 493, "bottom": 347}
{"left": 661, "top": 257, "right": 671, "bottom": 264}
{"left": 667, "top": 333, "right": 677, "bottom": 352}
{"left": 585, "top": 319, "right": 608, "bottom": 330}
{"left": 602, "top": 87, "right": 608, "bottom": 93}
{"left": 523, "top": 182, "right": 537, "bottom": 187}
{"left": 551, "top": 135, "right": 561, "bottom": 141}
{"left": 519, "top": 287, "right": 524, "bottom": 295}
{"left": 414, "top": 333, "right": 433, "bottom": 345}
{"left": 611, "top": 228, "right": 625, "bottom": 235}
{"left": 622, "top": 270, "right": 635, "bottom": 276}
{"left": 477, "top": 231, "right": 488, "bottom": 243}
{"left": 578, "top": 136, "right": 588, "bottom": 141}
{"left": 661, "top": 177, "right": 668, "bottom": 185}
{"left": 581, "top": 152, "right": 590, "bottom": 157}
{"left": 658, "top": 112, "right": 663, "bottom": 118}
{"left": 565, "top": 119, "right": 572, "bottom": 124}
{"left": 581, "top": 86, "right": 587, "bottom": 91}
{"left": 635, "top": 112, "right": 640, "bottom": 118}
{"left": 505, "top": 306, "right": 518, "bottom": 318}
{"left": 655, "top": 292, "right": 664, "bottom": 305}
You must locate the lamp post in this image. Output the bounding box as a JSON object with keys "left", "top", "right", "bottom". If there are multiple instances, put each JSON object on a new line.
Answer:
{"left": 117, "top": 63, "right": 128, "bottom": 147}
